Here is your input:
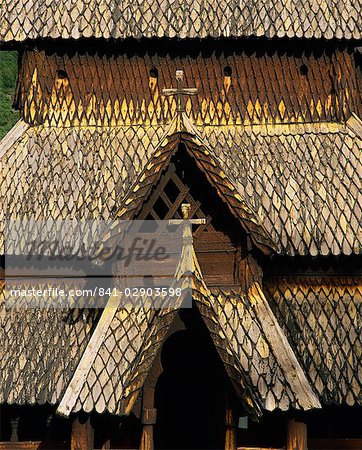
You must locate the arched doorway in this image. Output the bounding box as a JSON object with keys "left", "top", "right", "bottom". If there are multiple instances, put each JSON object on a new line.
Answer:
{"left": 154, "top": 307, "right": 228, "bottom": 449}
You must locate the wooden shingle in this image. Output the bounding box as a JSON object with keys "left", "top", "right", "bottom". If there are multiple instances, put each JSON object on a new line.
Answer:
{"left": 0, "top": 0, "right": 361, "bottom": 42}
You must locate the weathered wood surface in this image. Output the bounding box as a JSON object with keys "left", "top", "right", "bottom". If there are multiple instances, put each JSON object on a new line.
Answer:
{"left": 265, "top": 276, "right": 362, "bottom": 406}
{"left": 0, "top": 120, "right": 29, "bottom": 159}
{"left": 71, "top": 417, "right": 93, "bottom": 450}
{"left": 225, "top": 407, "right": 237, "bottom": 450}
{"left": 2, "top": 271, "right": 360, "bottom": 417}
{"left": 57, "top": 293, "right": 120, "bottom": 417}
{"left": 1, "top": 119, "right": 360, "bottom": 257}
{"left": 16, "top": 44, "right": 360, "bottom": 127}
{"left": 1, "top": 0, "right": 360, "bottom": 42}
{"left": 0, "top": 444, "right": 67, "bottom": 449}
{"left": 117, "top": 131, "right": 276, "bottom": 255}
{"left": 0, "top": 444, "right": 41, "bottom": 450}
{"left": 287, "top": 419, "right": 307, "bottom": 450}
{"left": 238, "top": 448, "right": 283, "bottom": 450}
{"left": 245, "top": 256, "right": 321, "bottom": 410}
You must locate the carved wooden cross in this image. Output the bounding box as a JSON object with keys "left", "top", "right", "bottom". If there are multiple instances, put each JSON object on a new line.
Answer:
{"left": 162, "top": 70, "right": 198, "bottom": 112}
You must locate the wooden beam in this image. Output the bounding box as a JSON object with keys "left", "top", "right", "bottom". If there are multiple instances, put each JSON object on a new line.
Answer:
{"left": 0, "top": 120, "right": 29, "bottom": 159}
{"left": 57, "top": 292, "right": 120, "bottom": 417}
{"left": 287, "top": 419, "right": 307, "bottom": 450}
{"left": 139, "top": 386, "right": 157, "bottom": 450}
{"left": 0, "top": 444, "right": 41, "bottom": 450}
{"left": 245, "top": 255, "right": 321, "bottom": 410}
{"left": 225, "top": 407, "right": 237, "bottom": 450}
{"left": 139, "top": 349, "right": 163, "bottom": 450}
{"left": 0, "top": 442, "right": 68, "bottom": 449}
{"left": 71, "top": 416, "right": 94, "bottom": 450}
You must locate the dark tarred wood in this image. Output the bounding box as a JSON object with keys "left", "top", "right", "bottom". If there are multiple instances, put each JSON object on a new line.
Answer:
{"left": 308, "top": 439, "right": 362, "bottom": 450}
{"left": 287, "top": 420, "right": 307, "bottom": 450}
{"left": 71, "top": 417, "right": 94, "bottom": 450}
{"left": 139, "top": 353, "right": 163, "bottom": 450}
{"left": 16, "top": 42, "right": 359, "bottom": 127}
{"left": 136, "top": 160, "right": 244, "bottom": 286}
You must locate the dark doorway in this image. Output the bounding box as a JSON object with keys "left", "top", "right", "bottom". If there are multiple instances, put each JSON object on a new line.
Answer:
{"left": 154, "top": 306, "right": 228, "bottom": 450}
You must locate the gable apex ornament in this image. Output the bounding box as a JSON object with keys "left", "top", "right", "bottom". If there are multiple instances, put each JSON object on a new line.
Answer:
{"left": 162, "top": 69, "right": 198, "bottom": 113}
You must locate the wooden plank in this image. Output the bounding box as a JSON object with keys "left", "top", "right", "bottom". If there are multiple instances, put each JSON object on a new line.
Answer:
{"left": 0, "top": 444, "right": 41, "bottom": 450}
{"left": 71, "top": 417, "right": 94, "bottom": 450}
{"left": 225, "top": 407, "right": 237, "bottom": 450}
{"left": 0, "top": 443, "right": 68, "bottom": 449}
{"left": 0, "top": 120, "right": 29, "bottom": 159}
{"left": 287, "top": 419, "right": 307, "bottom": 450}
{"left": 56, "top": 292, "right": 121, "bottom": 417}
{"left": 248, "top": 279, "right": 321, "bottom": 410}
{"left": 238, "top": 448, "right": 283, "bottom": 450}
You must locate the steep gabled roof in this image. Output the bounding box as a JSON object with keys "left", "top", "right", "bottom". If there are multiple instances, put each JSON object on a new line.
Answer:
{"left": 117, "top": 126, "right": 277, "bottom": 254}
{"left": 56, "top": 236, "right": 322, "bottom": 419}
{"left": 1, "top": 120, "right": 361, "bottom": 256}
{"left": 0, "top": 0, "right": 361, "bottom": 42}
{"left": 56, "top": 239, "right": 264, "bottom": 418}
{"left": 2, "top": 275, "right": 361, "bottom": 413}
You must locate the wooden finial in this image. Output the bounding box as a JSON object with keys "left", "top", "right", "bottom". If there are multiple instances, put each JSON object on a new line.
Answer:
{"left": 175, "top": 69, "right": 184, "bottom": 82}
{"left": 162, "top": 70, "right": 198, "bottom": 112}
{"left": 181, "top": 203, "right": 191, "bottom": 219}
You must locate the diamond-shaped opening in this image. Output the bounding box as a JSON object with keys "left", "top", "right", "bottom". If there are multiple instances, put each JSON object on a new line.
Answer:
{"left": 164, "top": 178, "right": 180, "bottom": 204}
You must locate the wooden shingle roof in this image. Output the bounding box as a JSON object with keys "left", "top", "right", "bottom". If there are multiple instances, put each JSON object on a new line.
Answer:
{"left": 117, "top": 130, "right": 277, "bottom": 254}
{"left": 0, "top": 0, "right": 361, "bottom": 43}
{"left": 1, "top": 120, "right": 361, "bottom": 256}
{"left": 0, "top": 281, "right": 98, "bottom": 406}
{"left": 1, "top": 274, "right": 360, "bottom": 413}
{"left": 265, "top": 276, "right": 362, "bottom": 406}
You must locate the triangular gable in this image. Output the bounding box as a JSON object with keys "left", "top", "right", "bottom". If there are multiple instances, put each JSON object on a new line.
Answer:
{"left": 121, "top": 249, "right": 264, "bottom": 418}
{"left": 120, "top": 249, "right": 322, "bottom": 416}
{"left": 117, "top": 130, "right": 277, "bottom": 255}
{"left": 57, "top": 237, "right": 320, "bottom": 418}
{"left": 57, "top": 223, "right": 264, "bottom": 418}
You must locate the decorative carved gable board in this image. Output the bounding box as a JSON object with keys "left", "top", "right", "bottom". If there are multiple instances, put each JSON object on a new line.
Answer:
{"left": 117, "top": 131, "right": 277, "bottom": 256}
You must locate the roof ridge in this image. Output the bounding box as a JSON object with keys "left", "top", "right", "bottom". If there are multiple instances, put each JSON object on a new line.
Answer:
{"left": 1, "top": 0, "right": 361, "bottom": 42}
{"left": 117, "top": 130, "right": 278, "bottom": 254}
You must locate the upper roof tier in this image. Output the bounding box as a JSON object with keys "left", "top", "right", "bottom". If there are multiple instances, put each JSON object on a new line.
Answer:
{"left": 0, "top": 0, "right": 361, "bottom": 43}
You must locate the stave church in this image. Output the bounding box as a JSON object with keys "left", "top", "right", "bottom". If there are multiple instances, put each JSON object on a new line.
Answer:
{"left": 0, "top": 1, "right": 361, "bottom": 449}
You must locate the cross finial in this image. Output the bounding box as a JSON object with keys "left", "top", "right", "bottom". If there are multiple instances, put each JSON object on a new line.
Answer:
{"left": 162, "top": 70, "right": 198, "bottom": 113}
{"left": 169, "top": 203, "right": 206, "bottom": 243}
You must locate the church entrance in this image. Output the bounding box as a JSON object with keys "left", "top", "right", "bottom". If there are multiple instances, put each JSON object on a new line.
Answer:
{"left": 154, "top": 307, "right": 228, "bottom": 450}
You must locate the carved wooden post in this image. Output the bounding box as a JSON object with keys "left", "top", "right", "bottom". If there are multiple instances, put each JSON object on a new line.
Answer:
{"left": 71, "top": 416, "right": 94, "bottom": 450}
{"left": 139, "top": 347, "right": 164, "bottom": 450}
{"left": 287, "top": 419, "right": 307, "bottom": 450}
{"left": 10, "top": 417, "right": 19, "bottom": 442}
{"left": 139, "top": 386, "right": 157, "bottom": 450}
{"left": 225, "top": 405, "right": 237, "bottom": 450}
